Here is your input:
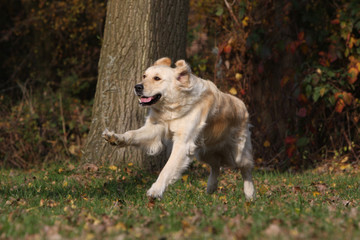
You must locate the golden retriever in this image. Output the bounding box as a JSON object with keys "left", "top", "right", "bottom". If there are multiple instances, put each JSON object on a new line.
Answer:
{"left": 102, "top": 57, "right": 255, "bottom": 200}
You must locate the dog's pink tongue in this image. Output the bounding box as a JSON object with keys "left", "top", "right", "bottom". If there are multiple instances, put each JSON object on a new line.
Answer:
{"left": 141, "top": 97, "right": 152, "bottom": 103}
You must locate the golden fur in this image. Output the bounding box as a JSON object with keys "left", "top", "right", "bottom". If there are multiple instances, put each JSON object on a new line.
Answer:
{"left": 103, "top": 57, "right": 255, "bottom": 200}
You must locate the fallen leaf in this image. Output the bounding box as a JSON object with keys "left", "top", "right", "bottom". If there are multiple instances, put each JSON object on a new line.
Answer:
{"left": 292, "top": 186, "right": 301, "bottom": 193}
{"left": 68, "top": 163, "right": 75, "bottom": 171}
{"left": 147, "top": 197, "right": 156, "bottom": 209}
{"left": 349, "top": 208, "right": 358, "bottom": 218}
{"left": 82, "top": 163, "right": 99, "bottom": 172}
{"left": 341, "top": 200, "right": 351, "bottom": 207}
{"left": 62, "top": 180, "right": 68, "bottom": 187}
{"left": 109, "top": 165, "right": 117, "bottom": 171}
{"left": 182, "top": 174, "right": 189, "bottom": 182}
{"left": 219, "top": 195, "right": 228, "bottom": 204}
{"left": 313, "top": 191, "right": 320, "bottom": 197}
{"left": 315, "top": 183, "right": 328, "bottom": 193}
{"left": 264, "top": 223, "right": 281, "bottom": 236}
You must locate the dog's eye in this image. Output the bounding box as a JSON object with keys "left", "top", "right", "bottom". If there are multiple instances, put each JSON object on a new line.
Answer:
{"left": 143, "top": 74, "right": 146, "bottom": 79}
{"left": 154, "top": 76, "right": 161, "bottom": 81}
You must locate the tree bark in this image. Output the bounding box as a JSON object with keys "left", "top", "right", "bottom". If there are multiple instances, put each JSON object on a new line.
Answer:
{"left": 82, "top": 0, "right": 189, "bottom": 169}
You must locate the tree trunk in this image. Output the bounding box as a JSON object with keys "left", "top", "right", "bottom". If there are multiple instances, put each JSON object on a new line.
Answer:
{"left": 82, "top": 0, "right": 189, "bottom": 169}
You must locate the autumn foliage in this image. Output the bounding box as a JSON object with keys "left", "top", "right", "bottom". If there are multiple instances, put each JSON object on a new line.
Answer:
{"left": 187, "top": 0, "right": 359, "bottom": 169}
{"left": 1, "top": 0, "right": 106, "bottom": 167}
{"left": 1, "top": 0, "right": 359, "bottom": 168}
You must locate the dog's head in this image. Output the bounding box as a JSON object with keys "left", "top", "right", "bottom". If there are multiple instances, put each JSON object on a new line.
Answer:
{"left": 135, "top": 57, "right": 192, "bottom": 107}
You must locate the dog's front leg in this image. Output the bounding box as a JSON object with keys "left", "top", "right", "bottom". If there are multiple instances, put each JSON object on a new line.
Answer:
{"left": 147, "top": 141, "right": 192, "bottom": 199}
{"left": 102, "top": 121, "right": 165, "bottom": 150}
{"left": 102, "top": 128, "right": 127, "bottom": 146}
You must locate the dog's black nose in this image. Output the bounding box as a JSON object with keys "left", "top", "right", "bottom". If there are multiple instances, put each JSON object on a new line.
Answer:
{"left": 134, "top": 84, "right": 144, "bottom": 93}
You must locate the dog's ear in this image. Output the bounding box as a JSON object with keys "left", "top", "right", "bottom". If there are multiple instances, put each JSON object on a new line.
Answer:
{"left": 153, "top": 57, "right": 172, "bottom": 67}
{"left": 175, "top": 60, "right": 191, "bottom": 85}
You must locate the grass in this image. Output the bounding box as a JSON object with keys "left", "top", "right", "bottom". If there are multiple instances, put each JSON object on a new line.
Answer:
{"left": 0, "top": 161, "right": 359, "bottom": 239}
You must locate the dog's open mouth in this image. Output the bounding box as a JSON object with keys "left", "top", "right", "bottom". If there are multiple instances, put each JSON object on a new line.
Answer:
{"left": 138, "top": 94, "right": 161, "bottom": 106}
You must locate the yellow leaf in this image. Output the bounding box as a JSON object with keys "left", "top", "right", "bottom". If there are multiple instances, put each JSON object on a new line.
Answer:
{"left": 219, "top": 195, "right": 228, "bottom": 204}
{"left": 108, "top": 165, "right": 117, "bottom": 171}
{"left": 115, "top": 222, "right": 127, "bottom": 231}
{"left": 340, "top": 164, "right": 351, "bottom": 170}
{"left": 86, "top": 233, "right": 95, "bottom": 240}
{"left": 263, "top": 140, "right": 271, "bottom": 147}
{"left": 58, "top": 168, "right": 64, "bottom": 173}
{"left": 313, "top": 191, "right": 320, "bottom": 197}
{"left": 229, "top": 87, "right": 237, "bottom": 95}
{"left": 259, "top": 184, "right": 269, "bottom": 194}
{"left": 235, "top": 73, "right": 243, "bottom": 81}
{"left": 63, "top": 181, "right": 68, "bottom": 187}
{"left": 200, "top": 180, "right": 207, "bottom": 187}
{"left": 182, "top": 175, "right": 189, "bottom": 182}
{"left": 319, "top": 88, "right": 326, "bottom": 97}
{"left": 128, "top": 162, "right": 133, "bottom": 167}
{"left": 341, "top": 156, "right": 349, "bottom": 163}
{"left": 69, "top": 145, "right": 78, "bottom": 155}
{"left": 242, "top": 16, "right": 249, "bottom": 27}
{"left": 64, "top": 206, "right": 71, "bottom": 212}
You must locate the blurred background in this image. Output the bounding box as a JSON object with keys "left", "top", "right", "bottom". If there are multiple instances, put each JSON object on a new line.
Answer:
{"left": 1, "top": 0, "right": 359, "bottom": 169}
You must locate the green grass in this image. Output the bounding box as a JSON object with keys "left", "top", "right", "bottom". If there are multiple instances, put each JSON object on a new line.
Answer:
{"left": 0, "top": 161, "right": 359, "bottom": 239}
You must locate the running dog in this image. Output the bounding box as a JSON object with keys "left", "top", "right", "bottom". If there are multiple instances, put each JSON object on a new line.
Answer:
{"left": 102, "top": 57, "right": 255, "bottom": 200}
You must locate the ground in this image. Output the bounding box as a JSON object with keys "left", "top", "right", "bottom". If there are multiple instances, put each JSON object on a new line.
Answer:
{"left": 0, "top": 160, "right": 359, "bottom": 239}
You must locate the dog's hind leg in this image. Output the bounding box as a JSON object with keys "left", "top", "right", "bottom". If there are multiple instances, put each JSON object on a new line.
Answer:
{"left": 235, "top": 126, "right": 255, "bottom": 201}
{"left": 197, "top": 151, "right": 221, "bottom": 194}
{"left": 207, "top": 164, "right": 220, "bottom": 194}
{"left": 240, "top": 165, "right": 255, "bottom": 201}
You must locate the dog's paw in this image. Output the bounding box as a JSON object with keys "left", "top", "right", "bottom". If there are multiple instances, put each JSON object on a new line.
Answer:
{"left": 206, "top": 183, "right": 218, "bottom": 194}
{"left": 245, "top": 192, "right": 256, "bottom": 202}
{"left": 146, "top": 183, "right": 165, "bottom": 199}
{"left": 244, "top": 182, "right": 256, "bottom": 202}
{"left": 102, "top": 129, "right": 125, "bottom": 146}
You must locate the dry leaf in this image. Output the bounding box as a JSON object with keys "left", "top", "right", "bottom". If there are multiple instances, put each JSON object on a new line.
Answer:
{"left": 264, "top": 223, "right": 281, "bottom": 236}
{"left": 82, "top": 163, "right": 99, "bottom": 172}
{"left": 263, "top": 140, "right": 271, "bottom": 147}
{"left": 182, "top": 174, "right": 189, "bottom": 182}
{"left": 109, "top": 165, "right": 117, "bottom": 171}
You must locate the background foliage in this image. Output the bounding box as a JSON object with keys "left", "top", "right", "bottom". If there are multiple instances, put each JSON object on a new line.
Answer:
{"left": 1, "top": 0, "right": 106, "bottom": 167}
{"left": 187, "top": 0, "right": 359, "bottom": 169}
{"left": 0, "top": 0, "right": 359, "bottom": 168}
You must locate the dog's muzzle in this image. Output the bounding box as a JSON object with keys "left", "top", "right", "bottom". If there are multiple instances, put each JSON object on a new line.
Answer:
{"left": 134, "top": 84, "right": 161, "bottom": 106}
{"left": 134, "top": 84, "right": 144, "bottom": 95}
